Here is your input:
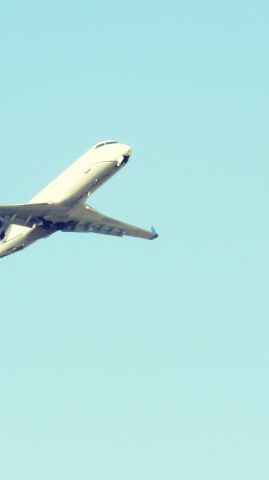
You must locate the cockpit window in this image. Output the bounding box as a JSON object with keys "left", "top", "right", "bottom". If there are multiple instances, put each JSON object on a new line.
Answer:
{"left": 94, "top": 141, "right": 119, "bottom": 149}
{"left": 95, "top": 142, "right": 106, "bottom": 149}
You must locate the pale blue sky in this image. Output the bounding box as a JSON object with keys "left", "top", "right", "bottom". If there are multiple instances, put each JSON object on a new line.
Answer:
{"left": 0, "top": 1, "right": 269, "bottom": 478}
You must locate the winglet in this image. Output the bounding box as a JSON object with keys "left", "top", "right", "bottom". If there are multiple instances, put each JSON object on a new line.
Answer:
{"left": 150, "top": 226, "right": 159, "bottom": 240}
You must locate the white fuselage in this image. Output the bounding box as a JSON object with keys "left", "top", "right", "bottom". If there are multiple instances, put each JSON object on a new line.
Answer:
{"left": 0, "top": 141, "right": 131, "bottom": 257}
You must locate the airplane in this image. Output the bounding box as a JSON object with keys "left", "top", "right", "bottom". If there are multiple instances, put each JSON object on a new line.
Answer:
{"left": 0, "top": 140, "right": 158, "bottom": 258}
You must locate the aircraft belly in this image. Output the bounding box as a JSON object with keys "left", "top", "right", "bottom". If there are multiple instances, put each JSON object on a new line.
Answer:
{"left": 86, "top": 161, "right": 118, "bottom": 194}
{"left": 51, "top": 161, "right": 118, "bottom": 204}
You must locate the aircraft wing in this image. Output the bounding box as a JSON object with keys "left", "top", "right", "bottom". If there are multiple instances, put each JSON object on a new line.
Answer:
{"left": 67, "top": 206, "right": 158, "bottom": 240}
{"left": 0, "top": 203, "right": 158, "bottom": 240}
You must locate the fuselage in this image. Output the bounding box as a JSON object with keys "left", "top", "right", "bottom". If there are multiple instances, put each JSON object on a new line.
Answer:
{"left": 0, "top": 141, "right": 131, "bottom": 257}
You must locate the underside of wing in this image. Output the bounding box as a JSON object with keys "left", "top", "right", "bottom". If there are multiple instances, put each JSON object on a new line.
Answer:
{"left": 0, "top": 202, "right": 158, "bottom": 241}
{"left": 66, "top": 205, "right": 158, "bottom": 240}
{"left": 0, "top": 203, "right": 64, "bottom": 230}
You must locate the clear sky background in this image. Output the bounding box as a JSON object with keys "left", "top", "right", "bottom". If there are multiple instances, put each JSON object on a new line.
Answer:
{"left": 0, "top": 1, "right": 269, "bottom": 478}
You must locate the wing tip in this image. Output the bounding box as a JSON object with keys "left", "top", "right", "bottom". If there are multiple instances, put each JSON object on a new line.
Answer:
{"left": 150, "top": 226, "right": 159, "bottom": 240}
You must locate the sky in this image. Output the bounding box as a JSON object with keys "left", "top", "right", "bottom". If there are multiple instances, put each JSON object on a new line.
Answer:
{"left": 0, "top": 1, "right": 269, "bottom": 478}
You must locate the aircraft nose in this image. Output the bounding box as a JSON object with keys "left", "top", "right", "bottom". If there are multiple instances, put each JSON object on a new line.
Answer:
{"left": 116, "top": 144, "right": 132, "bottom": 166}
{"left": 122, "top": 146, "right": 132, "bottom": 164}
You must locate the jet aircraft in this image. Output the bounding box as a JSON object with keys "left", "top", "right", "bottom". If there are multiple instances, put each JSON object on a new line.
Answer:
{"left": 0, "top": 141, "right": 158, "bottom": 258}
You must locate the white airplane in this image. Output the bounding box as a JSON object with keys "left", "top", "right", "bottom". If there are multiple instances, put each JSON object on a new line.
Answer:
{"left": 0, "top": 140, "right": 158, "bottom": 258}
